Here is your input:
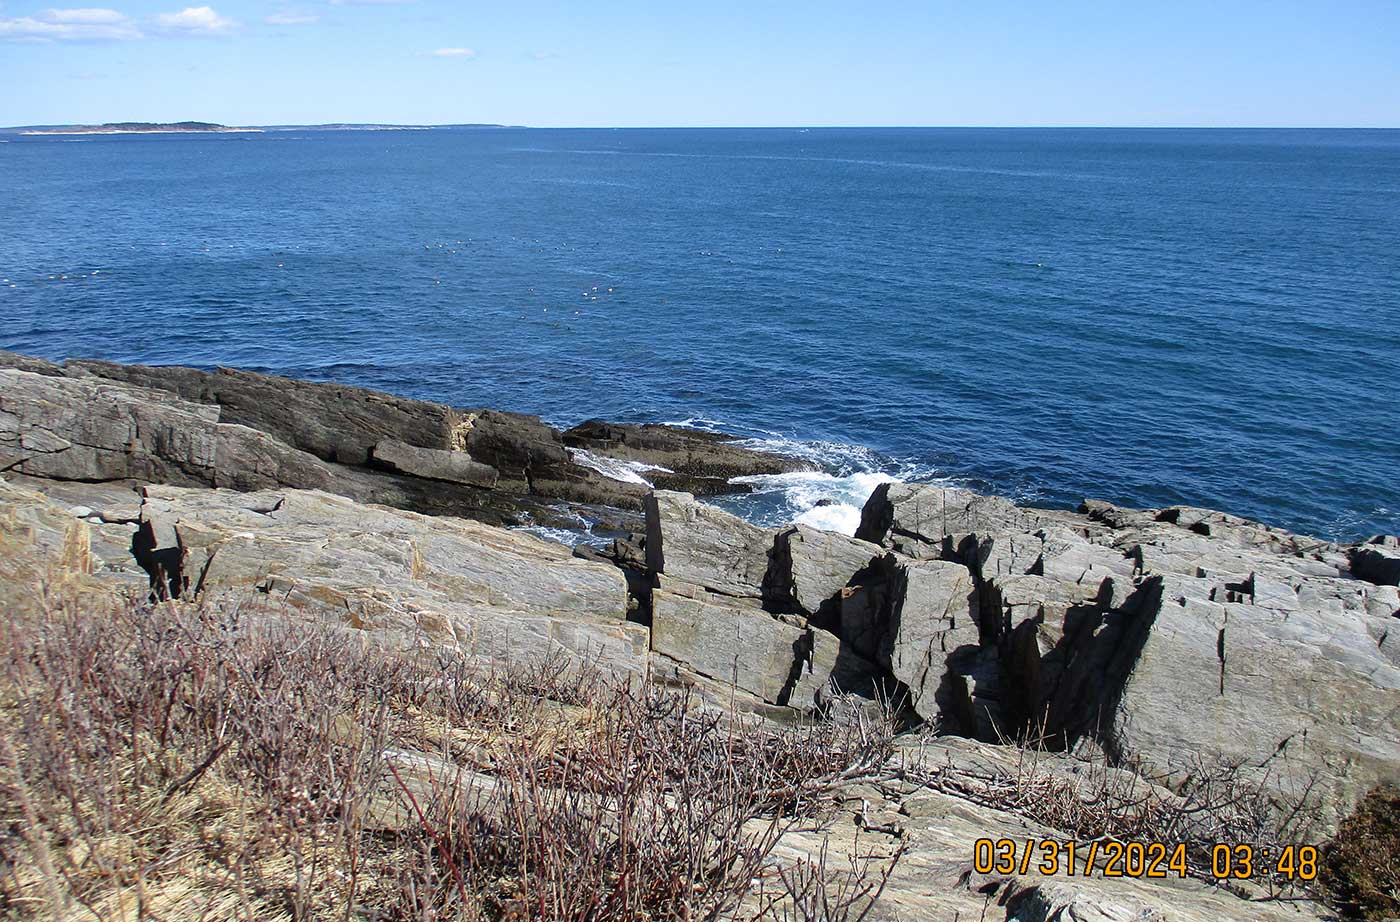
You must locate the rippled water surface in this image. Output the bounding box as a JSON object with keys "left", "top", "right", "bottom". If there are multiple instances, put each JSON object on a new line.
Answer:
{"left": 2, "top": 127, "right": 1397, "bottom": 539}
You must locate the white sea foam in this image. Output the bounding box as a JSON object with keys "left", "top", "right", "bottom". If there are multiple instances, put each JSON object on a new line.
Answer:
{"left": 730, "top": 434, "right": 894, "bottom": 476}
{"left": 658, "top": 420, "right": 952, "bottom": 536}
{"left": 510, "top": 505, "right": 610, "bottom": 548}
{"left": 658, "top": 415, "right": 732, "bottom": 434}
{"left": 798, "top": 502, "right": 863, "bottom": 535}
{"left": 728, "top": 470, "right": 900, "bottom": 537}
{"left": 513, "top": 523, "right": 590, "bottom": 547}
{"left": 567, "top": 447, "right": 674, "bottom": 487}
{"left": 662, "top": 419, "right": 918, "bottom": 478}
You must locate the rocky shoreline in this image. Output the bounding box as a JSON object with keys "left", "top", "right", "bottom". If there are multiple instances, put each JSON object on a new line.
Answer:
{"left": 3, "top": 350, "right": 1398, "bottom": 920}
{"left": 0, "top": 352, "right": 806, "bottom": 527}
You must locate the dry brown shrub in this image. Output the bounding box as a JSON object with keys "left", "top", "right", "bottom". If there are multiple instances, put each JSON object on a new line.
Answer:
{"left": 1320, "top": 785, "right": 1400, "bottom": 921}
{"left": 0, "top": 586, "right": 899, "bottom": 921}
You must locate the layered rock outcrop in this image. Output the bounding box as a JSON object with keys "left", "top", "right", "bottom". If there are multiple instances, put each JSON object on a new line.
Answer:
{"left": 0, "top": 367, "right": 334, "bottom": 491}
{"left": 135, "top": 483, "right": 648, "bottom": 669}
{"left": 855, "top": 482, "right": 1400, "bottom": 831}
{"left": 3, "top": 351, "right": 1398, "bottom": 919}
{"left": 632, "top": 491, "right": 1006, "bottom": 731}
{"left": 0, "top": 352, "right": 797, "bottom": 528}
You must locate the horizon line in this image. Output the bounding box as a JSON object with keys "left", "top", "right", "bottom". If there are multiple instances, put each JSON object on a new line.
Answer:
{"left": 4, "top": 122, "right": 1400, "bottom": 132}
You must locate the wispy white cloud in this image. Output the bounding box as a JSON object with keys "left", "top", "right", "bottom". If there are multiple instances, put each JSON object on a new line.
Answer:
{"left": 0, "top": 7, "right": 141, "bottom": 40}
{"left": 43, "top": 8, "right": 128, "bottom": 23}
{"left": 0, "top": 3, "right": 247, "bottom": 42}
{"left": 530, "top": 50, "right": 559, "bottom": 61}
{"left": 423, "top": 46, "right": 474, "bottom": 58}
{"left": 156, "top": 5, "right": 236, "bottom": 33}
{"left": 266, "top": 10, "right": 318, "bottom": 24}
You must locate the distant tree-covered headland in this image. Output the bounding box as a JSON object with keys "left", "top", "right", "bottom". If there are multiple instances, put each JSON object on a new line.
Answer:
{"left": 23, "top": 121, "right": 249, "bottom": 134}
{"left": 9, "top": 122, "right": 510, "bottom": 134}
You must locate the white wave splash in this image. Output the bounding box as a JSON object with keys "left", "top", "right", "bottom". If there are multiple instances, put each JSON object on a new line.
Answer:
{"left": 663, "top": 421, "right": 925, "bottom": 480}
{"left": 730, "top": 435, "right": 895, "bottom": 477}
{"left": 659, "top": 415, "right": 733, "bottom": 433}
{"left": 510, "top": 506, "right": 610, "bottom": 548}
{"left": 728, "top": 470, "right": 900, "bottom": 537}
{"left": 513, "top": 523, "right": 594, "bottom": 547}
{"left": 658, "top": 421, "right": 953, "bottom": 537}
{"left": 568, "top": 447, "right": 674, "bottom": 487}
{"left": 563, "top": 419, "right": 958, "bottom": 539}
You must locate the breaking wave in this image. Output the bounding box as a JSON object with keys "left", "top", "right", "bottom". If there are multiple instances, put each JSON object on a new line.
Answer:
{"left": 726, "top": 470, "right": 898, "bottom": 536}
{"left": 567, "top": 447, "right": 674, "bottom": 486}
{"left": 692, "top": 426, "right": 955, "bottom": 537}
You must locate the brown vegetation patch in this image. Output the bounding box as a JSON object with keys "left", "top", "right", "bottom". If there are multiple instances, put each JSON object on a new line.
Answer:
{"left": 1321, "top": 785, "right": 1400, "bottom": 921}
{"left": 0, "top": 588, "right": 899, "bottom": 920}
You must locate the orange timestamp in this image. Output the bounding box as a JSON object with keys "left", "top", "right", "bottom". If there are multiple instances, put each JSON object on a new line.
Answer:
{"left": 972, "top": 838, "right": 1320, "bottom": 881}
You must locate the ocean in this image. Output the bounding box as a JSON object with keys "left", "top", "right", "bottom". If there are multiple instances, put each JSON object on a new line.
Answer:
{"left": 2, "top": 127, "right": 1397, "bottom": 541}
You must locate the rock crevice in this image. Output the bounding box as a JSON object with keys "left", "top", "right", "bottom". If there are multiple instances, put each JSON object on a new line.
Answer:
{"left": 3, "top": 352, "right": 1398, "bottom": 841}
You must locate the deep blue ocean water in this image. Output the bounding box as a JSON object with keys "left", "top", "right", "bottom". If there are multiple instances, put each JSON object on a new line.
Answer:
{"left": 2, "top": 127, "right": 1397, "bottom": 540}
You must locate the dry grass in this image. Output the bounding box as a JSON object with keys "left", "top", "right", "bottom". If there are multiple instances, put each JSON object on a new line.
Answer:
{"left": 4, "top": 578, "right": 1358, "bottom": 920}
{"left": 0, "top": 587, "right": 900, "bottom": 921}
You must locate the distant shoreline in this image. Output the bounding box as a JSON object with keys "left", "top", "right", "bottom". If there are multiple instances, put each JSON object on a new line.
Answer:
{"left": 21, "top": 128, "right": 265, "bottom": 136}
{"left": 5, "top": 124, "right": 1397, "bottom": 135}
{"left": 5, "top": 122, "right": 511, "bottom": 135}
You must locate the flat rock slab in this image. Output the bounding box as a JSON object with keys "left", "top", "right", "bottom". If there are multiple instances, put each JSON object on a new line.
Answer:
{"left": 0, "top": 353, "right": 682, "bottom": 517}
{"left": 1108, "top": 590, "right": 1400, "bottom": 832}
{"left": 137, "top": 485, "right": 645, "bottom": 672}
{"left": 0, "top": 368, "right": 333, "bottom": 492}
{"left": 857, "top": 482, "right": 1047, "bottom": 555}
{"left": 563, "top": 420, "right": 805, "bottom": 494}
{"left": 884, "top": 558, "right": 981, "bottom": 713}
{"left": 63, "top": 358, "right": 459, "bottom": 467}
{"left": 0, "top": 477, "right": 143, "bottom": 612}
{"left": 371, "top": 438, "right": 499, "bottom": 488}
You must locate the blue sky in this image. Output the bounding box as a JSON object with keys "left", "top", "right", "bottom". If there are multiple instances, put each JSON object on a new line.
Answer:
{"left": 1, "top": 0, "right": 1397, "bottom": 127}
